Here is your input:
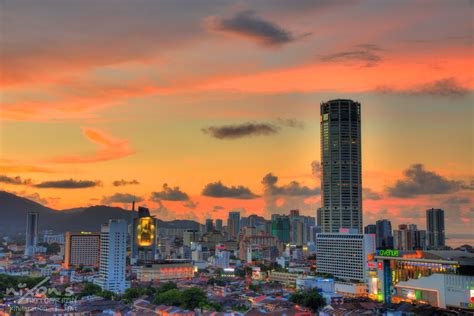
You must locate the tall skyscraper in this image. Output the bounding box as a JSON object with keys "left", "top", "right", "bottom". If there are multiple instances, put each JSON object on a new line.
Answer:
{"left": 24, "top": 212, "right": 39, "bottom": 257}
{"left": 393, "top": 224, "right": 426, "bottom": 250}
{"left": 426, "top": 208, "right": 445, "bottom": 249}
{"left": 375, "top": 219, "right": 393, "bottom": 249}
{"left": 320, "top": 99, "right": 362, "bottom": 233}
{"left": 96, "top": 219, "right": 128, "bottom": 294}
{"left": 205, "top": 219, "right": 214, "bottom": 232}
{"left": 227, "top": 211, "right": 240, "bottom": 239}
{"left": 215, "top": 219, "right": 223, "bottom": 232}
{"left": 364, "top": 224, "right": 376, "bottom": 234}
{"left": 131, "top": 206, "right": 157, "bottom": 264}
{"left": 271, "top": 215, "right": 291, "bottom": 243}
{"left": 64, "top": 231, "right": 100, "bottom": 268}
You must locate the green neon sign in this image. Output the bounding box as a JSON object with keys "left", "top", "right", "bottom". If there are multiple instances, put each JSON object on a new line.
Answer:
{"left": 377, "top": 249, "right": 399, "bottom": 257}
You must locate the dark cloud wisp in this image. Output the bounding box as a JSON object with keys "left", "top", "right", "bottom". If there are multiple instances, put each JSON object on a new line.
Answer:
{"left": 101, "top": 193, "right": 143, "bottom": 204}
{"left": 363, "top": 188, "right": 382, "bottom": 200}
{"left": 387, "top": 163, "right": 464, "bottom": 198}
{"left": 202, "top": 122, "right": 279, "bottom": 140}
{"left": 202, "top": 181, "right": 259, "bottom": 199}
{"left": 151, "top": 183, "right": 189, "bottom": 201}
{"left": 112, "top": 179, "right": 140, "bottom": 187}
{"left": 376, "top": 78, "right": 469, "bottom": 98}
{"left": 0, "top": 175, "right": 31, "bottom": 185}
{"left": 262, "top": 173, "right": 320, "bottom": 197}
{"left": 208, "top": 10, "right": 307, "bottom": 47}
{"left": 34, "top": 179, "right": 100, "bottom": 189}
{"left": 276, "top": 118, "right": 305, "bottom": 129}
{"left": 320, "top": 44, "right": 383, "bottom": 67}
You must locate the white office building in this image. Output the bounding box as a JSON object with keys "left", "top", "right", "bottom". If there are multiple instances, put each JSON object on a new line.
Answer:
{"left": 316, "top": 229, "right": 375, "bottom": 282}
{"left": 95, "top": 219, "right": 129, "bottom": 294}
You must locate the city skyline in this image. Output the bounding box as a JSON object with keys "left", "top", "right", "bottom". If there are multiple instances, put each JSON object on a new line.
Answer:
{"left": 1, "top": 0, "right": 473, "bottom": 236}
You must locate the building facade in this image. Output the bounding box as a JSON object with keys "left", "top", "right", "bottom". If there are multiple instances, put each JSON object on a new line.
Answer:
{"left": 215, "top": 219, "right": 223, "bottom": 232}
{"left": 426, "top": 208, "right": 445, "bottom": 249}
{"left": 227, "top": 211, "right": 240, "bottom": 239}
{"left": 316, "top": 230, "right": 375, "bottom": 282}
{"left": 271, "top": 215, "right": 291, "bottom": 243}
{"left": 131, "top": 207, "right": 158, "bottom": 264}
{"left": 136, "top": 260, "right": 194, "bottom": 282}
{"left": 320, "top": 99, "right": 362, "bottom": 233}
{"left": 64, "top": 231, "right": 100, "bottom": 268}
{"left": 96, "top": 219, "right": 128, "bottom": 294}
{"left": 24, "top": 212, "right": 39, "bottom": 257}
{"left": 393, "top": 224, "right": 426, "bottom": 250}
{"left": 376, "top": 219, "right": 393, "bottom": 249}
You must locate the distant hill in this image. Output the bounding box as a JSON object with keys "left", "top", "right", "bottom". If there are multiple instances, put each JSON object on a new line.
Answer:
{"left": 0, "top": 191, "right": 200, "bottom": 235}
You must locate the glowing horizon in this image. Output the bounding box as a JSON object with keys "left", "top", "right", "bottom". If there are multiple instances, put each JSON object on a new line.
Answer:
{"left": 0, "top": 1, "right": 472, "bottom": 235}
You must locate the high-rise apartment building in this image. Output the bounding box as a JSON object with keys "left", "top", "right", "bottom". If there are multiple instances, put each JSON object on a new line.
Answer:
{"left": 271, "top": 215, "right": 291, "bottom": 243}
{"left": 426, "top": 208, "right": 445, "bottom": 249}
{"left": 320, "top": 99, "right": 362, "bottom": 233}
{"left": 64, "top": 231, "right": 100, "bottom": 268}
{"left": 375, "top": 219, "right": 393, "bottom": 249}
{"left": 24, "top": 212, "right": 39, "bottom": 257}
{"left": 316, "top": 229, "right": 375, "bottom": 282}
{"left": 393, "top": 224, "right": 426, "bottom": 250}
{"left": 215, "top": 219, "right": 223, "bottom": 232}
{"left": 227, "top": 211, "right": 240, "bottom": 239}
{"left": 131, "top": 206, "right": 157, "bottom": 264}
{"left": 364, "top": 224, "right": 376, "bottom": 234}
{"left": 96, "top": 219, "right": 128, "bottom": 294}
{"left": 205, "top": 219, "right": 214, "bottom": 233}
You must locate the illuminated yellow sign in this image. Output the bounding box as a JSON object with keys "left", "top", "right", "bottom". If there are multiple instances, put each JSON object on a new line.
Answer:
{"left": 137, "top": 217, "right": 155, "bottom": 246}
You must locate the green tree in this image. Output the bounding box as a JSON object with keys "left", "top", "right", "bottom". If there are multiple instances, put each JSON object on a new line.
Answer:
{"left": 153, "top": 289, "right": 182, "bottom": 306}
{"left": 98, "top": 290, "right": 114, "bottom": 300}
{"left": 181, "top": 287, "right": 208, "bottom": 310}
{"left": 249, "top": 283, "right": 261, "bottom": 292}
{"left": 80, "top": 282, "right": 102, "bottom": 297}
{"left": 289, "top": 289, "right": 326, "bottom": 312}
{"left": 156, "top": 282, "right": 177, "bottom": 295}
{"left": 123, "top": 288, "right": 141, "bottom": 303}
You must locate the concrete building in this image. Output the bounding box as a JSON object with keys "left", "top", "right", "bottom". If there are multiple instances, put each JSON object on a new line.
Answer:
{"left": 426, "top": 208, "right": 445, "bottom": 249}
{"left": 364, "top": 224, "right": 376, "bottom": 234}
{"left": 375, "top": 219, "right": 393, "bottom": 249}
{"left": 316, "top": 230, "right": 375, "bottom": 282}
{"left": 271, "top": 215, "right": 291, "bottom": 243}
{"left": 205, "top": 219, "right": 214, "bottom": 233}
{"left": 394, "top": 273, "right": 474, "bottom": 309}
{"left": 24, "top": 212, "right": 39, "bottom": 257}
{"left": 212, "top": 245, "right": 230, "bottom": 268}
{"left": 64, "top": 231, "right": 100, "bottom": 268}
{"left": 268, "top": 271, "right": 301, "bottom": 288}
{"left": 43, "top": 233, "right": 65, "bottom": 245}
{"left": 393, "top": 224, "right": 426, "bottom": 250}
{"left": 372, "top": 249, "right": 474, "bottom": 306}
{"left": 183, "top": 229, "right": 199, "bottom": 247}
{"left": 227, "top": 211, "right": 240, "bottom": 239}
{"left": 131, "top": 207, "right": 158, "bottom": 264}
{"left": 215, "top": 219, "right": 223, "bottom": 232}
{"left": 296, "top": 276, "right": 335, "bottom": 292}
{"left": 320, "top": 99, "right": 362, "bottom": 233}
{"left": 239, "top": 231, "right": 283, "bottom": 262}
{"left": 136, "top": 260, "right": 194, "bottom": 282}
{"left": 96, "top": 219, "right": 128, "bottom": 294}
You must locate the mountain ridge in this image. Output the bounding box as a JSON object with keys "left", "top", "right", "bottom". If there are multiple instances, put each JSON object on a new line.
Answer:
{"left": 0, "top": 191, "right": 200, "bottom": 234}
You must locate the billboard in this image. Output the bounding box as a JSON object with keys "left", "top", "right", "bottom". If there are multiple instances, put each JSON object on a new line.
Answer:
{"left": 137, "top": 217, "right": 155, "bottom": 247}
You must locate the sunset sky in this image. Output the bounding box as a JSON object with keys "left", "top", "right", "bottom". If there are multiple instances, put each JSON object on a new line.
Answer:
{"left": 0, "top": 1, "right": 472, "bottom": 234}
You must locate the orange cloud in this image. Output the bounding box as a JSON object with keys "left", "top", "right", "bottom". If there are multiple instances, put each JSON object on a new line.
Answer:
{"left": 50, "top": 127, "right": 134, "bottom": 163}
